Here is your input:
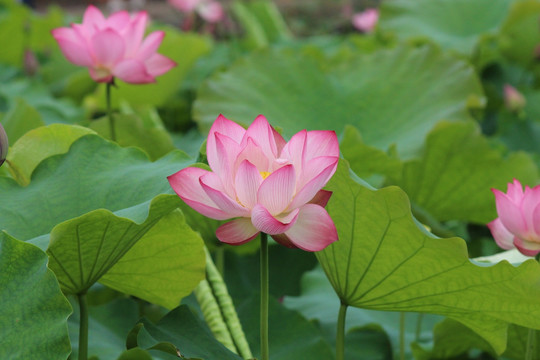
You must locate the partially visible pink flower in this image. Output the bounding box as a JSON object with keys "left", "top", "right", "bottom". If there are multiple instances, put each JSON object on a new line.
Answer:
{"left": 168, "top": 0, "right": 224, "bottom": 23}
{"left": 352, "top": 8, "right": 379, "bottom": 33}
{"left": 488, "top": 179, "right": 540, "bottom": 256}
{"left": 0, "top": 123, "right": 7, "bottom": 167}
{"left": 168, "top": 115, "right": 339, "bottom": 252}
{"left": 51, "top": 5, "right": 176, "bottom": 84}
{"left": 503, "top": 84, "right": 526, "bottom": 112}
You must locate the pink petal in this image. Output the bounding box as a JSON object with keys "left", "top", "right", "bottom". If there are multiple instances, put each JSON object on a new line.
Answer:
{"left": 214, "top": 132, "right": 242, "bottom": 196}
{"left": 200, "top": 173, "right": 249, "bottom": 217}
{"left": 487, "top": 218, "right": 516, "bottom": 250}
{"left": 136, "top": 31, "right": 166, "bottom": 61}
{"left": 123, "top": 11, "right": 148, "bottom": 56}
{"left": 283, "top": 204, "right": 338, "bottom": 252}
{"left": 308, "top": 190, "right": 333, "bottom": 207}
{"left": 234, "top": 137, "right": 271, "bottom": 173}
{"left": 257, "top": 165, "right": 296, "bottom": 215}
{"left": 272, "top": 127, "right": 286, "bottom": 156}
{"left": 52, "top": 28, "right": 93, "bottom": 67}
{"left": 106, "top": 10, "right": 131, "bottom": 32}
{"left": 88, "top": 67, "right": 113, "bottom": 83}
{"left": 242, "top": 115, "right": 279, "bottom": 159}
{"left": 169, "top": 0, "right": 200, "bottom": 12}
{"left": 197, "top": 1, "right": 224, "bottom": 23}
{"left": 251, "top": 204, "right": 299, "bottom": 235}
{"left": 352, "top": 8, "right": 379, "bottom": 33}
{"left": 271, "top": 233, "right": 296, "bottom": 249}
{"left": 216, "top": 218, "right": 259, "bottom": 245}
{"left": 493, "top": 189, "right": 528, "bottom": 237}
{"left": 288, "top": 158, "right": 338, "bottom": 210}
{"left": 280, "top": 130, "right": 306, "bottom": 173}
{"left": 144, "top": 53, "right": 176, "bottom": 77}
{"left": 304, "top": 130, "right": 339, "bottom": 162}
{"left": 235, "top": 160, "right": 262, "bottom": 209}
{"left": 207, "top": 115, "right": 246, "bottom": 175}
{"left": 167, "top": 167, "right": 230, "bottom": 220}
{"left": 533, "top": 202, "right": 540, "bottom": 235}
{"left": 522, "top": 185, "right": 540, "bottom": 235}
{"left": 91, "top": 28, "right": 126, "bottom": 67}
{"left": 298, "top": 155, "right": 338, "bottom": 189}
{"left": 83, "top": 5, "right": 106, "bottom": 29}
{"left": 114, "top": 59, "right": 154, "bottom": 84}
{"left": 514, "top": 237, "right": 540, "bottom": 257}
{"left": 506, "top": 179, "right": 524, "bottom": 202}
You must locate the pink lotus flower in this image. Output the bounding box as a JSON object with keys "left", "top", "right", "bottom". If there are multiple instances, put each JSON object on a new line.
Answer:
{"left": 168, "top": 115, "right": 339, "bottom": 252}
{"left": 352, "top": 8, "right": 379, "bottom": 33}
{"left": 503, "top": 84, "right": 526, "bottom": 112}
{"left": 0, "top": 123, "right": 7, "bottom": 167}
{"left": 168, "top": 0, "right": 224, "bottom": 23}
{"left": 488, "top": 179, "right": 540, "bottom": 256}
{"left": 51, "top": 6, "right": 176, "bottom": 84}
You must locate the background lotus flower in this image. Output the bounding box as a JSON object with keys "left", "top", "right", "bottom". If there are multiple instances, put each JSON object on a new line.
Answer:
{"left": 169, "top": 0, "right": 224, "bottom": 23}
{"left": 503, "top": 84, "right": 526, "bottom": 112}
{"left": 51, "top": 5, "right": 176, "bottom": 84}
{"left": 0, "top": 123, "right": 7, "bottom": 167}
{"left": 168, "top": 115, "right": 339, "bottom": 252}
{"left": 352, "top": 8, "right": 379, "bottom": 33}
{"left": 488, "top": 179, "right": 540, "bottom": 256}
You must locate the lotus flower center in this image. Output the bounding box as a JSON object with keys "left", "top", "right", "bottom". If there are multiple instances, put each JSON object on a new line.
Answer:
{"left": 260, "top": 171, "right": 271, "bottom": 180}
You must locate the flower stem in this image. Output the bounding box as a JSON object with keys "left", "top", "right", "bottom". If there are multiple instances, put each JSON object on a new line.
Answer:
{"left": 260, "top": 232, "right": 269, "bottom": 360}
{"left": 336, "top": 302, "right": 348, "bottom": 360}
{"left": 415, "top": 313, "right": 424, "bottom": 341}
{"left": 400, "top": 312, "right": 406, "bottom": 360}
{"left": 106, "top": 81, "right": 116, "bottom": 142}
{"left": 78, "top": 292, "right": 88, "bottom": 360}
{"left": 526, "top": 328, "right": 536, "bottom": 360}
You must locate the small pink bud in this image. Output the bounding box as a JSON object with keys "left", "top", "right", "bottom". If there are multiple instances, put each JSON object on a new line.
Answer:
{"left": 0, "top": 123, "right": 8, "bottom": 167}
{"left": 23, "top": 49, "right": 39, "bottom": 76}
{"left": 503, "top": 84, "right": 526, "bottom": 112}
{"left": 352, "top": 8, "right": 379, "bottom": 33}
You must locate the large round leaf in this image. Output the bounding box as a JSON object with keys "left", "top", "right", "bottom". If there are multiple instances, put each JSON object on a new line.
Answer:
{"left": 194, "top": 45, "right": 484, "bottom": 157}
{"left": 379, "top": 0, "right": 512, "bottom": 56}
{"left": 0, "top": 134, "right": 192, "bottom": 241}
{"left": 0, "top": 232, "right": 71, "bottom": 360}
{"left": 317, "top": 160, "right": 540, "bottom": 354}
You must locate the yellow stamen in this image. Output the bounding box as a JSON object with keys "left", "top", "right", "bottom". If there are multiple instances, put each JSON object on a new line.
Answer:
{"left": 260, "top": 171, "right": 271, "bottom": 180}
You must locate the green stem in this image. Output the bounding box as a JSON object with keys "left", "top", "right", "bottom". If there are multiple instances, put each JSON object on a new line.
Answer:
{"left": 415, "top": 313, "right": 424, "bottom": 341}
{"left": 106, "top": 81, "right": 116, "bottom": 142}
{"left": 260, "top": 232, "right": 269, "bottom": 360}
{"left": 336, "top": 302, "right": 348, "bottom": 360}
{"left": 526, "top": 328, "right": 536, "bottom": 360}
{"left": 215, "top": 246, "right": 225, "bottom": 277}
{"left": 400, "top": 312, "right": 406, "bottom": 360}
{"left": 78, "top": 292, "right": 88, "bottom": 360}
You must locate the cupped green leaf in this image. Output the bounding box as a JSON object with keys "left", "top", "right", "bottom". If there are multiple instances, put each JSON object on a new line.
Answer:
{"left": 194, "top": 44, "right": 484, "bottom": 157}
{"left": 0, "top": 134, "right": 193, "bottom": 241}
{"left": 130, "top": 305, "right": 243, "bottom": 360}
{"left": 395, "top": 121, "right": 538, "bottom": 224}
{"left": 46, "top": 195, "right": 205, "bottom": 307}
{"left": 0, "top": 232, "right": 72, "bottom": 360}
{"left": 317, "top": 160, "right": 540, "bottom": 354}
{"left": 99, "top": 208, "right": 206, "bottom": 309}
{"left": 5, "top": 123, "right": 94, "bottom": 186}
{"left": 379, "top": 0, "right": 512, "bottom": 56}
{"left": 1, "top": 98, "right": 44, "bottom": 144}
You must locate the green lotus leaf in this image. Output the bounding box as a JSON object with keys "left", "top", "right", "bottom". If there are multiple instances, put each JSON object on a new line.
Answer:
{"left": 0, "top": 232, "right": 72, "bottom": 360}
{"left": 5, "top": 124, "right": 94, "bottom": 186}
{"left": 379, "top": 0, "right": 512, "bottom": 56}
{"left": 1, "top": 98, "right": 44, "bottom": 144}
{"left": 0, "top": 134, "right": 192, "bottom": 241}
{"left": 316, "top": 160, "right": 540, "bottom": 354}
{"left": 194, "top": 44, "right": 484, "bottom": 158}
{"left": 395, "top": 121, "right": 538, "bottom": 224}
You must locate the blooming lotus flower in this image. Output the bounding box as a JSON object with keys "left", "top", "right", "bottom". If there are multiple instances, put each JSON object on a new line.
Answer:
{"left": 168, "top": 115, "right": 339, "bottom": 251}
{"left": 352, "top": 8, "right": 379, "bottom": 33}
{"left": 0, "top": 123, "right": 7, "bottom": 167}
{"left": 488, "top": 179, "right": 540, "bottom": 256}
{"left": 52, "top": 6, "right": 176, "bottom": 84}
{"left": 168, "top": 0, "right": 224, "bottom": 23}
